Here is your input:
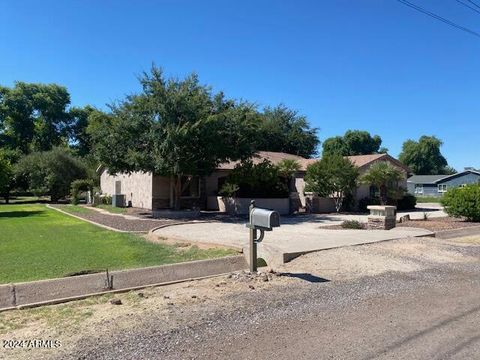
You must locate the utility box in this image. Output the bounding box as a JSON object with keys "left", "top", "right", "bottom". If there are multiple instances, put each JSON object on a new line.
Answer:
{"left": 367, "top": 205, "right": 396, "bottom": 230}
{"left": 112, "top": 194, "right": 126, "bottom": 208}
{"left": 249, "top": 208, "right": 280, "bottom": 231}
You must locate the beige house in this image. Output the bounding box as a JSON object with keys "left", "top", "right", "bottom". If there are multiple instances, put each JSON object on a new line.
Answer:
{"left": 98, "top": 151, "right": 409, "bottom": 212}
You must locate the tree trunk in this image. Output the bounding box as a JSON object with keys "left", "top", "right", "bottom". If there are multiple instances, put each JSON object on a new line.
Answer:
{"left": 173, "top": 175, "right": 182, "bottom": 211}
{"left": 380, "top": 185, "right": 387, "bottom": 205}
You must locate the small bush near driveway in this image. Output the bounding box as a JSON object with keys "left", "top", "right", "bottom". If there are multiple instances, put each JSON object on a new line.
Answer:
{"left": 341, "top": 220, "right": 365, "bottom": 229}
{"left": 442, "top": 184, "right": 480, "bottom": 222}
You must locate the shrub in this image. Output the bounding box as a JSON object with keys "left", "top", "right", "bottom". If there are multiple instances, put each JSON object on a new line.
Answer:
{"left": 341, "top": 220, "right": 364, "bottom": 229}
{"left": 358, "top": 197, "right": 381, "bottom": 213}
{"left": 218, "top": 182, "right": 239, "bottom": 197}
{"left": 225, "top": 159, "right": 289, "bottom": 198}
{"left": 15, "top": 147, "right": 87, "bottom": 202}
{"left": 70, "top": 179, "right": 94, "bottom": 205}
{"left": 441, "top": 184, "right": 480, "bottom": 222}
{"left": 397, "top": 194, "right": 417, "bottom": 211}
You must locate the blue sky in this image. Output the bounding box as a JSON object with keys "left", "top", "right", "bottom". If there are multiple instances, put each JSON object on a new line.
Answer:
{"left": 1, "top": 0, "right": 479, "bottom": 169}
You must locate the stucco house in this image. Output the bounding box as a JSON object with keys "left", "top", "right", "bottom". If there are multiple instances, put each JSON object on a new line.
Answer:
{"left": 98, "top": 151, "right": 409, "bottom": 213}
{"left": 407, "top": 169, "right": 480, "bottom": 197}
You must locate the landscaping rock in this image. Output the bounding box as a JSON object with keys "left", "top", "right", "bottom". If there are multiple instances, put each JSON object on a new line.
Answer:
{"left": 110, "top": 299, "right": 122, "bottom": 305}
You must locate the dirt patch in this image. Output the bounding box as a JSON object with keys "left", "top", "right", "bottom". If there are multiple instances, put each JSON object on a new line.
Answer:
{"left": 397, "top": 217, "right": 479, "bottom": 231}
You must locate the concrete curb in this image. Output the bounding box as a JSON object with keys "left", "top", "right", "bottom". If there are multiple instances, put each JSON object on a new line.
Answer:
{"left": 435, "top": 225, "right": 480, "bottom": 239}
{"left": 46, "top": 204, "right": 145, "bottom": 233}
{"left": 0, "top": 256, "right": 247, "bottom": 311}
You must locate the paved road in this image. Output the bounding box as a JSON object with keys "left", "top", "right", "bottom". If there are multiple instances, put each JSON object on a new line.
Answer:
{"left": 61, "top": 257, "right": 480, "bottom": 359}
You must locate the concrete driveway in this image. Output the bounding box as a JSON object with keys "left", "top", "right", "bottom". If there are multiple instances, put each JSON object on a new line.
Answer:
{"left": 153, "top": 208, "right": 436, "bottom": 266}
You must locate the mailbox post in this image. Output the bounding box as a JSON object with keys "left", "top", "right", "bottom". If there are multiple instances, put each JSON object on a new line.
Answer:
{"left": 247, "top": 200, "right": 280, "bottom": 272}
{"left": 249, "top": 201, "right": 257, "bottom": 272}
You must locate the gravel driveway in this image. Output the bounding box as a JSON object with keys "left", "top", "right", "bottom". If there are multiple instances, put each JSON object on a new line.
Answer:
{"left": 50, "top": 204, "right": 178, "bottom": 232}
{"left": 3, "top": 236, "right": 479, "bottom": 360}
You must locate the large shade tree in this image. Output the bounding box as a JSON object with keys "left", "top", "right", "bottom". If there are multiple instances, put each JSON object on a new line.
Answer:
{"left": 322, "top": 130, "right": 386, "bottom": 156}
{"left": 89, "top": 66, "right": 259, "bottom": 210}
{"left": 256, "top": 105, "right": 319, "bottom": 158}
{"left": 398, "top": 136, "right": 450, "bottom": 175}
{"left": 0, "top": 151, "right": 13, "bottom": 203}
{"left": 304, "top": 155, "right": 359, "bottom": 212}
{"left": 0, "top": 82, "right": 72, "bottom": 154}
{"left": 15, "top": 147, "right": 87, "bottom": 202}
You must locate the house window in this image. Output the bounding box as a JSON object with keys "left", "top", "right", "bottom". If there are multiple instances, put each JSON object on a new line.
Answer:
{"left": 438, "top": 184, "right": 448, "bottom": 193}
{"left": 181, "top": 176, "right": 200, "bottom": 198}
{"left": 414, "top": 184, "right": 423, "bottom": 194}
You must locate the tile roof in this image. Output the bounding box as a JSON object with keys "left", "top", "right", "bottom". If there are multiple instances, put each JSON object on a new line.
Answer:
{"left": 217, "top": 151, "right": 310, "bottom": 171}
{"left": 216, "top": 151, "right": 410, "bottom": 173}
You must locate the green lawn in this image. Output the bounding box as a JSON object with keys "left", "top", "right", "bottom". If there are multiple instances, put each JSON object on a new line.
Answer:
{"left": 416, "top": 196, "right": 443, "bottom": 203}
{"left": 0, "top": 204, "right": 235, "bottom": 284}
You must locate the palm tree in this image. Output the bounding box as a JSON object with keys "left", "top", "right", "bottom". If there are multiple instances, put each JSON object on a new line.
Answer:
{"left": 277, "top": 159, "right": 301, "bottom": 192}
{"left": 361, "top": 162, "right": 403, "bottom": 205}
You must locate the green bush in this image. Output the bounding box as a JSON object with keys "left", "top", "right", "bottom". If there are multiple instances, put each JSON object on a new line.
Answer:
{"left": 70, "top": 179, "right": 94, "bottom": 205}
{"left": 358, "top": 197, "right": 381, "bottom": 213}
{"left": 441, "top": 184, "right": 480, "bottom": 222}
{"left": 397, "top": 194, "right": 417, "bottom": 211}
{"left": 218, "top": 182, "right": 239, "bottom": 197}
{"left": 225, "top": 159, "right": 289, "bottom": 198}
{"left": 341, "top": 220, "right": 364, "bottom": 229}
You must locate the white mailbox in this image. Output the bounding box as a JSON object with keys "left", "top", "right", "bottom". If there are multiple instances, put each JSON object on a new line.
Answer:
{"left": 249, "top": 208, "right": 280, "bottom": 231}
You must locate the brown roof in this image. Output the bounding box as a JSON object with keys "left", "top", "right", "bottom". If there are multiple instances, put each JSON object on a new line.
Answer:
{"left": 345, "top": 153, "right": 387, "bottom": 168}
{"left": 217, "top": 151, "right": 310, "bottom": 171}
{"left": 217, "top": 151, "right": 410, "bottom": 173}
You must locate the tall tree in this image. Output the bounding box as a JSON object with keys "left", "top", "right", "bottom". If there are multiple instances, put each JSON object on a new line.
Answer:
{"left": 15, "top": 147, "right": 87, "bottom": 202}
{"left": 398, "top": 136, "right": 449, "bottom": 175}
{"left": 0, "top": 82, "right": 72, "bottom": 154}
{"left": 90, "top": 66, "right": 259, "bottom": 209}
{"left": 322, "top": 130, "right": 384, "bottom": 156}
{"left": 0, "top": 150, "right": 13, "bottom": 203}
{"left": 256, "top": 105, "right": 319, "bottom": 158}
{"left": 69, "top": 105, "right": 99, "bottom": 157}
{"left": 304, "top": 155, "right": 359, "bottom": 212}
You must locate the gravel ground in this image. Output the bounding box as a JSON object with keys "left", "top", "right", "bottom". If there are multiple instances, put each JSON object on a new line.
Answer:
{"left": 397, "top": 217, "right": 480, "bottom": 231}
{"left": 50, "top": 204, "right": 178, "bottom": 232}
{"left": 2, "top": 236, "right": 479, "bottom": 360}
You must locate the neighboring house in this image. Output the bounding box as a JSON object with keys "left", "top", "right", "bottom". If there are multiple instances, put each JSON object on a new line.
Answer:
{"left": 98, "top": 152, "right": 409, "bottom": 212}
{"left": 407, "top": 169, "right": 480, "bottom": 197}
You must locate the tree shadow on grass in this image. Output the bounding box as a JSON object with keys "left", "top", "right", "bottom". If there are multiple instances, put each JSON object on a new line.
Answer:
{"left": 0, "top": 210, "right": 45, "bottom": 218}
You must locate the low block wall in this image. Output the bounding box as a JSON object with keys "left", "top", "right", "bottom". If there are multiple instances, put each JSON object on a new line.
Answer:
{"left": 305, "top": 194, "right": 336, "bottom": 213}
{"left": 213, "top": 197, "right": 290, "bottom": 215}
{"left": 0, "top": 256, "right": 247, "bottom": 310}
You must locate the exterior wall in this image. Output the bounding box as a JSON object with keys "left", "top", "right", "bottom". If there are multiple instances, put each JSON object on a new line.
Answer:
{"left": 205, "top": 171, "right": 229, "bottom": 197}
{"left": 292, "top": 173, "right": 306, "bottom": 207}
{"left": 100, "top": 170, "right": 153, "bottom": 209}
{"left": 152, "top": 175, "right": 171, "bottom": 209}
